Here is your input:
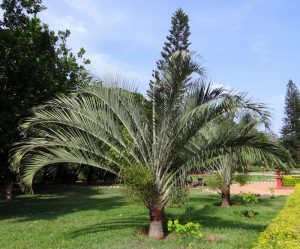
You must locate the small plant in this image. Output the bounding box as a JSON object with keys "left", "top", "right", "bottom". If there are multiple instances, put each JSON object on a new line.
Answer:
{"left": 241, "top": 193, "right": 258, "bottom": 218}
{"left": 167, "top": 219, "right": 204, "bottom": 239}
{"left": 243, "top": 210, "right": 257, "bottom": 218}
{"left": 242, "top": 193, "right": 258, "bottom": 206}
{"left": 269, "top": 187, "right": 275, "bottom": 199}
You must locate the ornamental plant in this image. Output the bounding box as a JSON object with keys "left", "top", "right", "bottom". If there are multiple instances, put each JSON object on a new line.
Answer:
{"left": 253, "top": 184, "right": 300, "bottom": 249}
{"left": 167, "top": 219, "right": 204, "bottom": 239}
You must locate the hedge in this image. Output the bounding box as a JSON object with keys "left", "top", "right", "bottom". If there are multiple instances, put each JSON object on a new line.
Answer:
{"left": 253, "top": 184, "right": 300, "bottom": 249}
{"left": 282, "top": 175, "right": 300, "bottom": 186}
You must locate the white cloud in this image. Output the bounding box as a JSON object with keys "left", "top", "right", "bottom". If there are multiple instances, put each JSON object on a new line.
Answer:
{"left": 211, "top": 82, "right": 232, "bottom": 91}
{"left": 61, "top": 16, "right": 87, "bottom": 33}
{"left": 87, "top": 53, "right": 119, "bottom": 76}
{"left": 40, "top": 12, "right": 87, "bottom": 34}
{"left": 58, "top": 0, "right": 165, "bottom": 50}
{"left": 62, "top": 0, "right": 128, "bottom": 28}
{"left": 86, "top": 52, "right": 149, "bottom": 90}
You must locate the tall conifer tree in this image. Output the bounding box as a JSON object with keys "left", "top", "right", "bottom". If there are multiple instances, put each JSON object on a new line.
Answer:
{"left": 281, "top": 80, "right": 300, "bottom": 165}
{"left": 157, "top": 8, "right": 191, "bottom": 70}
{"left": 149, "top": 8, "right": 200, "bottom": 97}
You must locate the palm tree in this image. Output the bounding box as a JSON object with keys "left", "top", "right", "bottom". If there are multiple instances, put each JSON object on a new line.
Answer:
{"left": 193, "top": 115, "right": 292, "bottom": 206}
{"left": 10, "top": 51, "right": 270, "bottom": 239}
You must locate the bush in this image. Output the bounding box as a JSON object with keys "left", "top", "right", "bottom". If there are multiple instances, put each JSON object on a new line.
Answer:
{"left": 241, "top": 193, "right": 258, "bottom": 218}
{"left": 167, "top": 219, "right": 204, "bottom": 239}
{"left": 120, "top": 164, "right": 158, "bottom": 204}
{"left": 282, "top": 175, "right": 300, "bottom": 186}
{"left": 253, "top": 184, "right": 300, "bottom": 249}
{"left": 241, "top": 193, "right": 258, "bottom": 206}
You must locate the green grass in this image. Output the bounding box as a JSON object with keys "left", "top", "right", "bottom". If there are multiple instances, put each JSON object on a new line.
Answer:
{"left": 245, "top": 175, "right": 275, "bottom": 182}
{"left": 190, "top": 174, "right": 275, "bottom": 184}
{"left": 0, "top": 186, "right": 286, "bottom": 249}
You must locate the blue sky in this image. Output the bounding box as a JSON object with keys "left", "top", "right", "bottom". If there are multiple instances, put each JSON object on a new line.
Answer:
{"left": 4, "top": 0, "right": 300, "bottom": 134}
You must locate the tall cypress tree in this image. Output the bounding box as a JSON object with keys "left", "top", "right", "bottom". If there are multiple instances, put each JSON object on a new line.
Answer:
{"left": 281, "top": 80, "right": 300, "bottom": 166}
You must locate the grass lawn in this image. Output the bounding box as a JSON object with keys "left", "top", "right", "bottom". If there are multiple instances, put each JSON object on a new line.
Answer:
{"left": 246, "top": 175, "right": 275, "bottom": 182}
{"left": 190, "top": 174, "right": 275, "bottom": 184}
{"left": 0, "top": 186, "right": 286, "bottom": 249}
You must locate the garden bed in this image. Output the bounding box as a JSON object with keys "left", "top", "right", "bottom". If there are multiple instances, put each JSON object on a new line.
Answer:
{"left": 253, "top": 184, "right": 300, "bottom": 249}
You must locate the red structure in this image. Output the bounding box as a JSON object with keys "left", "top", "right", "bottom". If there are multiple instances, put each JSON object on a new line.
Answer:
{"left": 275, "top": 169, "right": 283, "bottom": 189}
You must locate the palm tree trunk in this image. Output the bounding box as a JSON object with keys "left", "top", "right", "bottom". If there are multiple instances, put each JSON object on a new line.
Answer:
{"left": 221, "top": 185, "right": 230, "bottom": 207}
{"left": 220, "top": 156, "right": 231, "bottom": 207}
{"left": 5, "top": 181, "right": 13, "bottom": 201}
{"left": 148, "top": 207, "right": 164, "bottom": 239}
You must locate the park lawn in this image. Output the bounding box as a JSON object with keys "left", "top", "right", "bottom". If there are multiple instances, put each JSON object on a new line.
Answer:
{"left": 190, "top": 174, "right": 275, "bottom": 184}
{"left": 246, "top": 175, "right": 275, "bottom": 182}
{"left": 0, "top": 186, "right": 286, "bottom": 249}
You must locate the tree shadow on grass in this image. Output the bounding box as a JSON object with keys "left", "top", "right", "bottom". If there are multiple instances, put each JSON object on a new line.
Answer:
{"left": 188, "top": 195, "right": 220, "bottom": 204}
{"left": 257, "top": 196, "right": 286, "bottom": 207}
{"left": 0, "top": 185, "right": 125, "bottom": 222}
{"left": 168, "top": 203, "right": 266, "bottom": 233}
{"left": 68, "top": 199, "right": 266, "bottom": 240}
{"left": 68, "top": 216, "right": 147, "bottom": 238}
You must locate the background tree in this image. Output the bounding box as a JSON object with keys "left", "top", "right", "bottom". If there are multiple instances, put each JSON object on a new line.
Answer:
{"left": 202, "top": 114, "right": 292, "bottom": 206}
{"left": 149, "top": 8, "right": 204, "bottom": 98}
{"left": 0, "top": 0, "right": 91, "bottom": 197}
{"left": 281, "top": 80, "right": 300, "bottom": 166}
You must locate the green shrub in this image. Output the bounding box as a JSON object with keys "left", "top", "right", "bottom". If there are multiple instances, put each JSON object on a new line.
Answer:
{"left": 241, "top": 193, "right": 258, "bottom": 218}
{"left": 253, "top": 184, "right": 300, "bottom": 249}
{"left": 167, "top": 219, "right": 204, "bottom": 239}
{"left": 243, "top": 210, "right": 257, "bottom": 218}
{"left": 241, "top": 193, "right": 258, "bottom": 206}
{"left": 120, "top": 164, "right": 158, "bottom": 204}
{"left": 283, "top": 175, "right": 300, "bottom": 186}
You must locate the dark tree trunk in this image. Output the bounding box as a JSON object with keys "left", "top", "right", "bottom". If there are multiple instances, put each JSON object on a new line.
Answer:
{"left": 5, "top": 181, "right": 13, "bottom": 201}
{"left": 148, "top": 207, "right": 164, "bottom": 239}
{"left": 221, "top": 187, "right": 230, "bottom": 207}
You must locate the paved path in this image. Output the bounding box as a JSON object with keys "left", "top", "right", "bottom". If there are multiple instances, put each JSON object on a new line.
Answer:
{"left": 230, "top": 182, "right": 294, "bottom": 196}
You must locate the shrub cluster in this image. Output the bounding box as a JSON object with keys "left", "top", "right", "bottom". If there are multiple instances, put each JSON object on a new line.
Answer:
{"left": 282, "top": 175, "right": 300, "bottom": 186}
{"left": 253, "top": 184, "right": 300, "bottom": 249}
{"left": 167, "top": 219, "right": 204, "bottom": 239}
{"left": 120, "top": 164, "right": 158, "bottom": 204}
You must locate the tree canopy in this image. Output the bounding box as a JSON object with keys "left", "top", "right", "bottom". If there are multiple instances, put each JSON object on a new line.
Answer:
{"left": 281, "top": 80, "right": 300, "bottom": 166}
{"left": 0, "top": 0, "right": 90, "bottom": 184}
